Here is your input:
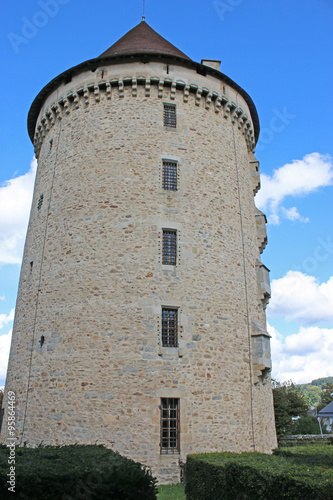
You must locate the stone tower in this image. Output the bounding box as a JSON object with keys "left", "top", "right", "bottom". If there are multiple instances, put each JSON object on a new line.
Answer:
{"left": 1, "top": 21, "right": 277, "bottom": 483}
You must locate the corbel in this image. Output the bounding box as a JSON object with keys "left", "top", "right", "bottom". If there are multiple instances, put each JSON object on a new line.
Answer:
{"left": 106, "top": 82, "right": 112, "bottom": 100}
{"left": 83, "top": 87, "right": 90, "bottom": 106}
{"left": 195, "top": 88, "right": 202, "bottom": 106}
{"left": 215, "top": 96, "right": 222, "bottom": 113}
{"left": 118, "top": 79, "right": 124, "bottom": 98}
{"left": 170, "top": 81, "right": 177, "bottom": 100}
{"left": 94, "top": 85, "right": 100, "bottom": 103}
{"left": 158, "top": 79, "right": 164, "bottom": 98}
{"left": 131, "top": 79, "right": 137, "bottom": 97}
{"left": 205, "top": 91, "right": 212, "bottom": 110}
{"left": 145, "top": 78, "right": 151, "bottom": 97}
{"left": 183, "top": 84, "right": 190, "bottom": 103}
{"left": 63, "top": 97, "right": 70, "bottom": 115}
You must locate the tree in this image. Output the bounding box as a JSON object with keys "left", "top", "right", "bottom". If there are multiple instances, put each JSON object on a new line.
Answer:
{"left": 317, "top": 383, "right": 333, "bottom": 412}
{"left": 292, "top": 415, "right": 328, "bottom": 435}
{"left": 0, "top": 389, "right": 3, "bottom": 408}
{"left": 272, "top": 380, "right": 308, "bottom": 439}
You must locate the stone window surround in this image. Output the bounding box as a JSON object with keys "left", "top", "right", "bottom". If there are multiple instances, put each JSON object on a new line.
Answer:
{"left": 161, "top": 307, "right": 178, "bottom": 347}
{"left": 156, "top": 304, "right": 184, "bottom": 358}
{"left": 158, "top": 221, "right": 182, "bottom": 269}
{"left": 159, "top": 156, "right": 181, "bottom": 195}
{"left": 162, "top": 229, "right": 177, "bottom": 266}
{"left": 163, "top": 103, "right": 177, "bottom": 128}
{"left": 162, "top": 159, "right": 178, "bottom": 191}
{"left": 159, "top": 397, "right": 180, "bottom": 454}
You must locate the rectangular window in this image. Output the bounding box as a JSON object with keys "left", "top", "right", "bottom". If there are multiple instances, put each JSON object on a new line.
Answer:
{"left": 160, "top": 398, "right": 180, "bottom": 454}
{"left": 163, "top": 161, "right": 177, "bottom": 191}
{"left": 162, "top": 230, "right": 177, "bottom": 265}
{"left": 162, "top": 308, "right": 178, "bottom": 347}
{"left": 164, "top": 104, "right": 176, "bottom": 128}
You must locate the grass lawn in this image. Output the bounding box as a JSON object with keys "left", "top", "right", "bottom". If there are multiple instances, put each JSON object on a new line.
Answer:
{"left": 157, "top": 483, "right": 186, "bottom": 500}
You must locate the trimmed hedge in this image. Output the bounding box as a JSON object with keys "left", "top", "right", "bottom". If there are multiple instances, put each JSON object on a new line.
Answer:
{"left": 273, "top": 442, "right": 333, "bottom": 467}
{"left": 0, "top": 444, "right": 157, "bottom": 499}
{"left": 185, "top": 448, "right": 333, "bottom": 500}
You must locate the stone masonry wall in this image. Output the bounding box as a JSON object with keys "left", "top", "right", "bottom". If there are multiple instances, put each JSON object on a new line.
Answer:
{"left": 2, "top": 60, "right": 277, "bottom": 483}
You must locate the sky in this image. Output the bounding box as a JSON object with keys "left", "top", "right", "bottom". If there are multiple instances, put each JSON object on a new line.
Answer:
{"left": 0, "top": 0, "right": 332, "bottom": 387}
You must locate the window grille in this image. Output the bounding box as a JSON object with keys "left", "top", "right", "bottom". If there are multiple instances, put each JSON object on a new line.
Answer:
{"left": 160, "top": 398, "right": 180, "bottom": 454}
{"left": 162, "top": 230, "right": 177, "bottom": 265}
{"left": 37, "top": 194, "right": 44, "bottom": 210}
{"left": 163, "top": 161, "right": 177, "bottom": 191}
{"left": 164, "top": 104, "right": 176, "bottom": 128}
{"left": 162, "top": 308, "right": 178, "bottom": 347}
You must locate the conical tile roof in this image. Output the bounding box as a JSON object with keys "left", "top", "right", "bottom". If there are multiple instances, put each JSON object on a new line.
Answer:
{"left": 98, "top": 20, "right": 191, "bottom": 61}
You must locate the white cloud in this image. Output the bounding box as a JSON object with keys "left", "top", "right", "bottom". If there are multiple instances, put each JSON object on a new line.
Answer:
{"left": 255, "top": 152, "right": 333, "bottom": 224}
{"left": 281, "top": 206, "right": 310, "bottom": 223}
{"left": 0, "top": 296, "right": 5, "bottom": 301}
{"left": 0, "top": 309, "right": 14, "bottom": 330}
{"left": 270, "top": 323, "right": 333, "bottom": 384}
{"left": 268, "top": 271, "right": 333, "bottom": 325}
{"left": 0, "top": 158, "right": 37, "bottom": 264}
{"left": 0, "top": 329, "right": 12, "bottom": 382}
{"left": 0, "top": 309, "right": 14, "bottom": 384}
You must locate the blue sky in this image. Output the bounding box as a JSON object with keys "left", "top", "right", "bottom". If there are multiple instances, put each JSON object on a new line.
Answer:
{"left": 0, "top": 0, "right": 332, "bottom": 386}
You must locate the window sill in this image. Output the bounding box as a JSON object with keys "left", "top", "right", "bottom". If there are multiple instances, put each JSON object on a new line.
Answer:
{"left": 158, "top": 346, "right": 184, "bottom": 357}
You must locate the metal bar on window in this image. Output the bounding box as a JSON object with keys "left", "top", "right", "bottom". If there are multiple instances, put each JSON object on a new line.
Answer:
{"left": 163, "top": 161, "right": 177, "bottom": 191}
{"left": 162, "top": 308, "right": 178, "bottom": 347}
{"left": 162, "top": 230, "right": 177, "bottom": 265}
{"left": 164, "top": 104, "right": 176, "bottom": 128}
{"left": 160, "top": 398, "right": 180, "bottom": 454}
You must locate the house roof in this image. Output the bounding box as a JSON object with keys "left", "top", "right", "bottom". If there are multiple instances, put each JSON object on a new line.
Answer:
{"left": 318, "top": 401, "right": 333, "bottom": 417}
{"left": 98, "top": 20, "right": 192, "bottom": 61}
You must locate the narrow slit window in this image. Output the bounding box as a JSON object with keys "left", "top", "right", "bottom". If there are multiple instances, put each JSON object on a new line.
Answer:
{"left": 163, "top": 161, "right": 177, "bottom": 191}
{"left": 160, "top": 398, "right": 180, "bottom": 454}
{"left": 162, "top": 230, "right": 177, "bottom": 266}
{"left": 37, "top": 194, "right": 44, "bottom": 210}
{"left": 164, "top": 104, "right": 176, "bottom": 128}
{"left": 162, "top": 308, "right": 178, "bottom": 347}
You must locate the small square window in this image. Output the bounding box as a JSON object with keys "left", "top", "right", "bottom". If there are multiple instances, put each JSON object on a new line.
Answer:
{"left": 160, "top": 398, "right": 180, "bottom": 454}
{"left": 164, "top": 104, "right": 176, "bottom": 128}
{"left": 162, "top": 308, "right": 178, "bottom": 347}
{"left": 163, "top": 161, "right": 177, "bottom": 191}
{"left": 162, "top": 230, "right": 177, "bottom": 266}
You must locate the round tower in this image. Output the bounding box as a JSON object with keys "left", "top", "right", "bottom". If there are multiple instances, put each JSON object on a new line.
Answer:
{"left": 2, "top": 21, "right": 277, "bottom": 483}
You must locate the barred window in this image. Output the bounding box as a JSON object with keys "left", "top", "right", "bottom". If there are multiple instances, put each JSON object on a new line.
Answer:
{"left": 162, "top": 308, "right": 178, "bottom": 347}
{"left": 162, "top": 230, "right": 177, "bottom": 266}
{"left": 164, "top": 104, "right": 176, "bottom": 128}
{"left": 160, "top": 398, "right": 180, "bottom": 454}
{"left": 37, "top": 194, "right": 44, "bottom": 210}
{"left": 163, "top": 161, "right": 177, "bottom": 191}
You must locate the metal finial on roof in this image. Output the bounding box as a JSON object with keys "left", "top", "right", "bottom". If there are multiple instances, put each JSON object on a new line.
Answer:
{"left": 142, "top": 0, "right": 145, "bottom": 21}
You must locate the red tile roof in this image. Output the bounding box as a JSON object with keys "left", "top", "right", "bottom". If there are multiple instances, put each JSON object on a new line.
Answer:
{"left": 98, "top": 20, "right": 191, "bottom": 61}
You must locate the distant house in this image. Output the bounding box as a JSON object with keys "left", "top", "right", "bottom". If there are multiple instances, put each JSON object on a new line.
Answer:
{"left": 318, "top": 401, "right": 333, "bottom": 432}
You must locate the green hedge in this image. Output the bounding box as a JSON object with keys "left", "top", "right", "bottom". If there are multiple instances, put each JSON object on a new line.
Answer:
{"left": 185, "top": 448, "right": 333, "bottom": 500}
{"left": 0, "top": 444, "right": 157, "bottom": 499}
{"left": 273, "top": 443, "right": 333, "bottom": 467}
